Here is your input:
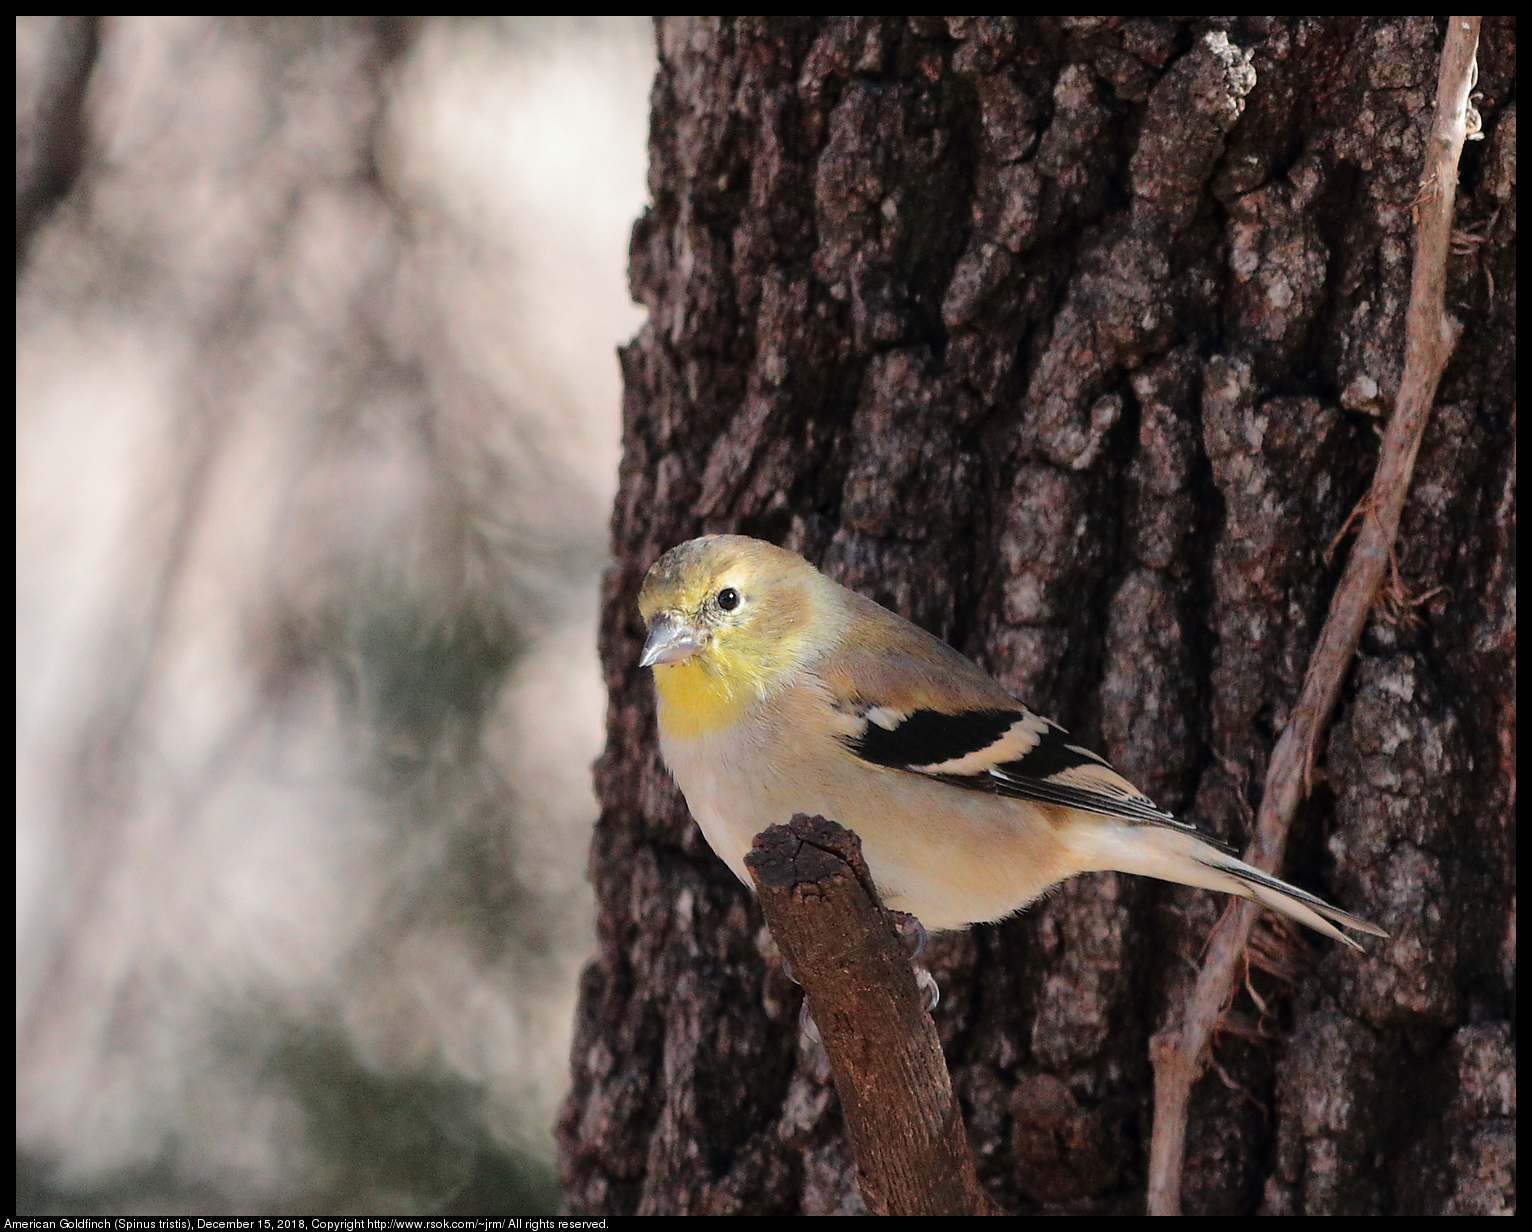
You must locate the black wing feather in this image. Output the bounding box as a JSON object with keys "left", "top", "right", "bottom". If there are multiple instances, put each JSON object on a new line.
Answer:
{"left": 843, "top": 705, "right": 1194, "bottom": 833}
{"left": 848, "top": 707, "right": 1019, "bottom": 768}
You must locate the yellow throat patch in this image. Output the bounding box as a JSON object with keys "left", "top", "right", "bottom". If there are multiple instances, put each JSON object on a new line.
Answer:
{"left": 651, "top": 646, "right": 764, "bottom": 741}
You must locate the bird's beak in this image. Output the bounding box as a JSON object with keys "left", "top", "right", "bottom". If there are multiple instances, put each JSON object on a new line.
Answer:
{"left": 640, "top": 613, "right": 705, "bottom": 667}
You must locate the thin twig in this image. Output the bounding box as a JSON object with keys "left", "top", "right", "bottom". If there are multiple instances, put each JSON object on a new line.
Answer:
{"left": 1145, "top": 16, "right": 1482, "bottom": 1216}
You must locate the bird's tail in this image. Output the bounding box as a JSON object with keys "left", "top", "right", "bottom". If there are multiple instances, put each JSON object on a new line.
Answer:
{"left": 1067, "top": 818, "right": 1386, "bottom": 950}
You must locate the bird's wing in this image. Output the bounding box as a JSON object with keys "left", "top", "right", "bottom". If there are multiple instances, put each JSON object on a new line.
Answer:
{"left": 841, "top": 696, "right": 1192, "bottom": 830}
{"left": 821, "top": 590, "right": 1193, "bottom": 833}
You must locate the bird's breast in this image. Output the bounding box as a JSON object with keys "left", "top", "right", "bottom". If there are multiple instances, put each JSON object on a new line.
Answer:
{"left": 656, "top": 701, "right": 789, "bottom": 882}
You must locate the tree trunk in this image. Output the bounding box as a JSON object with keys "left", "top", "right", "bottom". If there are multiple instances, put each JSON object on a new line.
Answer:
{"left": 559, "top": 16, "right": 1515, "bottom": 1216}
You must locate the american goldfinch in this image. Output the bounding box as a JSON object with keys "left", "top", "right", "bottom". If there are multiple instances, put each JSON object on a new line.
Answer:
{"left": 638, "top": 534, "right": 1383, "bottom": 949}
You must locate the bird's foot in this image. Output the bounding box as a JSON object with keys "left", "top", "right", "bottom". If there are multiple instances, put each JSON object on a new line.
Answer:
{"left": 888, "top": 910, "right": 928, "bottom": 959}
{"left": 914, "top": 964, "right": 940, "bottom": 1013}
{"left": 798, "top": 998, "right": 820, "bottom": 1044}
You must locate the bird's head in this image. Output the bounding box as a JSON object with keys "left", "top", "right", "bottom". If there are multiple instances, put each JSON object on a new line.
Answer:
{"left": 638, "top": 535, "right": 822, "bottom": 707}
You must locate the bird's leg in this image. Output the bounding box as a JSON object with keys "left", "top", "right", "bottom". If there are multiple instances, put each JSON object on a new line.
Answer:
{"left": 888, "top": 910, "right": 940, "bottom": 1012}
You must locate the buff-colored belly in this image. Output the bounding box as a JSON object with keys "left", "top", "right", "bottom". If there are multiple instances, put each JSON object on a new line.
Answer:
{"left": 658, "top": 699, "right": 1074, "bottom": 931}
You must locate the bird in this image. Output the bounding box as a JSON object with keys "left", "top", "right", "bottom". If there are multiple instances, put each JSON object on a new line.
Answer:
{"left": 637, "top": 534, "right": 1384, "bottom": 949}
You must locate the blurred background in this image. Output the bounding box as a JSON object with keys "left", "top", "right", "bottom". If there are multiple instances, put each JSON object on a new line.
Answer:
{"left": 17, "top": 16, "right": 654, "bottom": 1213}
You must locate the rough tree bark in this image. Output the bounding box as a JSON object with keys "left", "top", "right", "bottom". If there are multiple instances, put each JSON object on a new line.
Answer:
{"left": 559, "top": 17, "right": 1515, "bottom": 1216}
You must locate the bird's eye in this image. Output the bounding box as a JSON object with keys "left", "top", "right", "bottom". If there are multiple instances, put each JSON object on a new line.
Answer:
{"left": 717, "top": 587, "right": 740, "bottom": 612}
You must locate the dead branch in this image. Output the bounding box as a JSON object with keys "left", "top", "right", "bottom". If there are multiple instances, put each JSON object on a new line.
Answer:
{"left": 1145, "top": 16, "right": 1483, "bottom": 1216}
{"left": 745, "top": 814, "right": 997, "bottom": 1216}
